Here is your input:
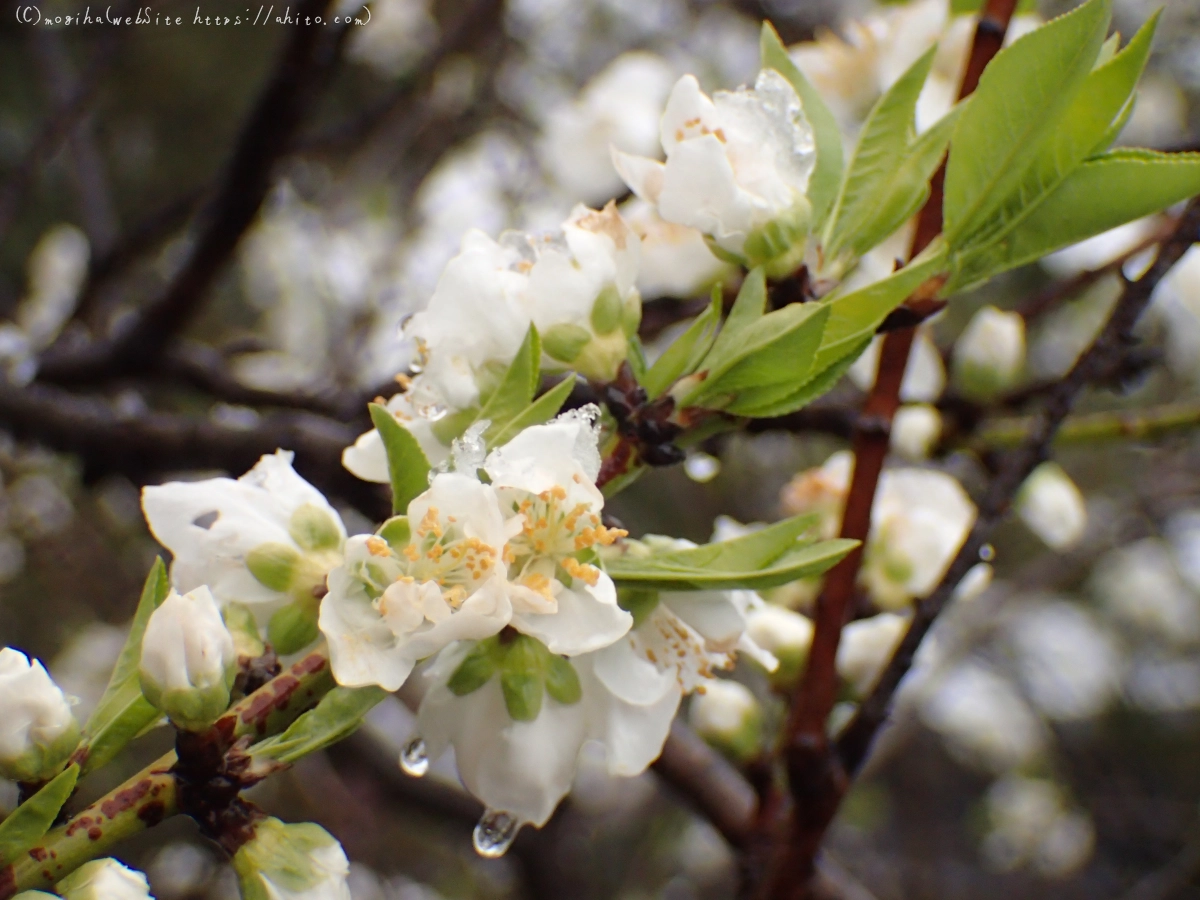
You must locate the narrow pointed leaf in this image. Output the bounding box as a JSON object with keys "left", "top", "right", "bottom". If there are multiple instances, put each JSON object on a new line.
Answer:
{"left": 943, "top": 0, "right": 1112, "bottom": 248}
{"left": 79, "top": 559, "right": 170, "bottom": 775}
{"left": 475, "top": 326, "right": 541, "bottom": 437}
{"left": 369, "top": 403, "right": 432, "bottom": 514}
{"left": 825, "top": 48, "right": 936, "bottom": 257}
{"left": 487, "top": 376, "right": 577, "bottom": 447}
{"left": 642, "top": 288, "right": 722, "bottom": 398}
{"left": 252, "top": 686, "right": 387, "bottom": 764}
{"left": 0, "top": 765, "right": 79, "bottom": 867}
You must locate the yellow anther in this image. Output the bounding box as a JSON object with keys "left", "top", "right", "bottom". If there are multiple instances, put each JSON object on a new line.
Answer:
{"left": 365, "top": 536, "right": 391, "bottom": 557}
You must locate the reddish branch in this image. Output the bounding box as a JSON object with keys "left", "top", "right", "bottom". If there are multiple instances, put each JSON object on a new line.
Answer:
{"left": 759, "top": 3, "right": 1021, "bottom": 898}
{"left": 837, "top": 195, "right": 1200, "bottom": 776}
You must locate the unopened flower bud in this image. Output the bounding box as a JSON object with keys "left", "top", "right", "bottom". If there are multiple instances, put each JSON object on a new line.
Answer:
{"left": 232, "top": 818, "right": 351, "bottom": 900}
{"left": 57, "top": 858, "right": 153, "bottom": 900}
{"left": 836, "top": 613, "right": 908, "bottom": 698}
{"left": 745, "top": 605, "right": 814, "bottom": 687}
{"left": 0, "top": 647, "right": 79, "bottom": 782}
{"left": 953, "top": 306, "right": 1025, "bottom": 400}
{"left": 891, "top": 404, "right": 942, "bottom": 460}
{"left": 688, "top": 679, "right": 763, "bottom": 762}
{"left": 139, "top": 587, "right": 237, "bottom": 731}
{"left": 1016, "top": 462, "right": 1087, "bottom": 550}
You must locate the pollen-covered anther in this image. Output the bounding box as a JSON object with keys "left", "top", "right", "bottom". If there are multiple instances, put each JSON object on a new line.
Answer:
{"left": 561, "top": 557, "right": 600, "bottom": 586}
{"left": 522, "top": 572, "right": 555, "bottom": 599}
{"left": 366, "top": 536, "right": 391, "bottom": 557}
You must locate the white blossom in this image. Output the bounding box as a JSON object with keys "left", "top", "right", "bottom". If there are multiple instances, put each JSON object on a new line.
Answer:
{"left": 341, "top": 391, "right": 451, "bottom": 484}
{"left": 1016, "top": 462, "right": 1087, "bottom": 550}
{"left": 613, "top": 69, "right": 816, "bottom": 271}
{"left": 982, "top": 776, "right": 1095, "bottom": 878}
{"left": 17, "top": 224, "right": 89, "bottom": 349}
{"left": 836, "top": 612, "right": 907, "bottom": 697}
{"left": 621, "top": 198, "right": 733, "bottom": 300}
{"left": 141, "top": 451, "right": 347, "bottom": 618}
{"left": 745, "top": 603, "right": 813, "bottom": 686}
{"left": 320, "top": 474, "right": 515, "bottom": 692}
{"left": 540, "top": 52, "right": 676, "bottom": 204}
{"left": 952, "top": 306, "right": 1025, "bottom": 400}
{"left": 232, "top": 818, "right": 351, "bottom": 900}
{"left": 688, "top": 678, "right": 762, "bottom": 761}
{"left": 890, "top": 403, "right": 942, "bottom": 460}
{"left": 139, "top": 587, "right": 238, "bottom": 730}
{"left": 57, "top": 858, "right": 154, "bottom": 900}
{"left": 1091, "top": 539, "right": 1200, "bottom": 646}
{"left": 0, "top": 647, "right": 79, "bottom": 782}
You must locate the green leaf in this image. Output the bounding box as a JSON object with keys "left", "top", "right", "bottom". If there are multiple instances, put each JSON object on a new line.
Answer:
{"left": 761, "top": 21, "right": 844, "bottom": 227}
{"left": 722, "top": 268, "right": 767, "bottom": 339}
{"left": 840, "top": 106, "right": 959, "bottom": 261}
{"left": 824, "top": 48, "right": 937, "bottom": 258}
{"left": 369, "top": 403, "right": 433, "bottom": 515}
{"left": 79, "top": 559, "right": 170, "bottom": 775}
{"left": 605, "top": 525, "right": 858, "bottom": 592}
{"left": 0, "top": 765, "right": 79, "bottom": 867}
{"left": 689, "top": 300, "right": 828, "bottom": 406}
{"left": 642, "top": 288, "right": 722, "bottom": 399}
{"left": 953, "top": 149, "right": 1200, "bottom": 288}
{"left": 545, "top": 656, "right": 582, "bottom": 705}
{"left": 727, "top": 335, "right": 871, "bottom": 418}
{"left": 952, "top": 9, "right": 1158, "bottom": 259}
{"left": 486, "top": 376, "right": 577, "bottom": 447}
{"left": 447, "top": 640, "right": 500, "bottom": 696}
{"left": 252, "top": 686, "right": 387, "bottom": 764}
{"left": 812, "top": 247, "right": 947, "bottom": 375}
{"left": 943, "top": 0, "right": 1112, "bottom": 248}
{"left": 475, "top": 326, "right": 541, "bottom": 439}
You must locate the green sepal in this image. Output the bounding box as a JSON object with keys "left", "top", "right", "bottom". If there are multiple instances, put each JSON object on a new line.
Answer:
{"left": 542, "top": 323, "right": 592, "bottom": 363}
{"left": 447, "top": 639, "right": 500, "bottom": 696}
{"left": 287, "top": 503, "right": 342, "bottom": 553}
{"left": 268, "top": 600, "right": 321, "bottom": 656}
{"left": 246, "top": 542, "right": 303, "bottom": 593}
{"left": 499, "top": 635, "right": 545, "bottom": 722}
{"left": 545, "top": 656, "right": 582, "bottom": 706}
{"left": 0, "top": 765, "right": 79, "bottom": 867}
{"left": 368, "top": 402, "right": 432, "bottom": 515}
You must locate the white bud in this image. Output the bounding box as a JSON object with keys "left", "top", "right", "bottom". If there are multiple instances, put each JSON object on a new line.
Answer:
{"left": 953, "top": 306, "right": 1025, "bottom": 400}
{"left": 688, "top": 680, "right": 762, "bottom": 762}
{"left": 0, "top": 647, "right": 79, "bottom": 782}
{"left": 952, "top": 562, "right": 994, "bottom": 604}
{"left": 745, "top": 605, "right": 814, "bottom": 687}
{"left": 233, "top": 818, "right": 352, "bottom": 900}
{"left": 890, "top": 403, "right": 942, "bottom": 460}
{"left": 139, "top": 587, "right": 237, "bottom": 731}
{"left": 1016, "top": 462, "right": 1087, "bottom": 550}
{"left": 836, "top": 613, "right": 907, "bottom": 698}
{"left": 56, "top": 858, "right": 153, "bottom": 900}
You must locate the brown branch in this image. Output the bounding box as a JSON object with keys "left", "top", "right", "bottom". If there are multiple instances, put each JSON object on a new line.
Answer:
{"left": 836, "top": 195, "right": 1200, "bottom": 777}
{"left": 756, "top": 4, "right": 1020, "bottom": 898}
{"left": 37, "top": 0, "right": 345, "bottom": 385}
{"left": 0, "top": 379, "right": 387, "bottom": 518}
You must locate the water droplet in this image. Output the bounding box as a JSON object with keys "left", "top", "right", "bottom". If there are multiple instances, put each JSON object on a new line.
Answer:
{"left": 425, "top": 404, "right": 448, "bottom": 422}
{"left": 408, "top": 362, "right": 423, "bottom": 374}
{"left": 473, "top": 809, "right": 520, "bottom": 858}
{"left": 399, "top": 738, "right": 428, "bottom": 777}
{"left": 684, "top": 452, "right": 720, "bottom": 483}
{"left": 979, "top": 543, "right": 995, "bottom": 562}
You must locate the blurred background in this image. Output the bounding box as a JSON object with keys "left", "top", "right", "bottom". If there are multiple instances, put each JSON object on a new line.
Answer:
{"left": 3, "top": 0, "right": 1200, "bottom": 897}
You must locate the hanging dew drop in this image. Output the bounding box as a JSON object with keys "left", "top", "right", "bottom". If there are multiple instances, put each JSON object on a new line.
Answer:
{"left": 399, "top": 738, "right": 429, "bottom": 777}
{"left": 473, "top": 809, "right": 520, "bottom": 858}
{"left": 684, "top": 452, "right": 720, "bottom": 483}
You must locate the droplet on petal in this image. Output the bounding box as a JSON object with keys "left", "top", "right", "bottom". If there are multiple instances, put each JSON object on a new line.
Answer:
{"left": 979, "top": 543, "right": 995, "bottom": 562}
{"left": 399, "top": 737, "right": 429, "bottom": 777}
{"left": 425, "top": 404, "right": 449, "bottom": 422}
{"left": 684, "top": 452, "right": 720, "bottom": 483}
{"left": 473, "top": 809, "right": 520, "bottom": 858}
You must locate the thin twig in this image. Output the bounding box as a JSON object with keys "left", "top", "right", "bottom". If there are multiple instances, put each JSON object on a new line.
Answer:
{"left": 37, "top": 0, "right": 345, "bottom": 384}
{"left": 836, "top": 195, "right": 1200, "bottom": 777}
